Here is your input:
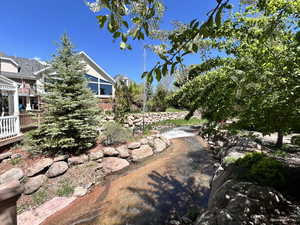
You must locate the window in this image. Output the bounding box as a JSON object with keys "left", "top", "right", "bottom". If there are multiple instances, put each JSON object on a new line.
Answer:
{"left": 100, "top": 84, "right": 113, "bottom": 95}
{"left": 85, "top": 74, "right": 113, "bottom": 96}
{"left": 85, "top": 74, "right": 98, "bottom": 82}
{"left": 88, "top": 83, "right": 99, "bottom": 95}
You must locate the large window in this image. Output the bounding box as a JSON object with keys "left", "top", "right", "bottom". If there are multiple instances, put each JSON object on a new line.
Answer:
{"left": 100, "top": 84, "right": 112, "bottom": 95}
{"left": 85, "top": 74, "right": 113, "bottom": 96}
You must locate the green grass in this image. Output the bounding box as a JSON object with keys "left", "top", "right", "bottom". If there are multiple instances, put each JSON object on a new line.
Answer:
{"left": 153, "top": 118, "right": 206, "bottom": 127}
{"left": 32, "top": 189, "right": 48, "bottom": 206}
{"left": 56, "top": 179, "right": 74, "bottom": 197}
{"left": 10, "top": 158, "right": 22, "bottom": 165}
{"left": 165, "top": 107, "right": 185, "bottom": 113}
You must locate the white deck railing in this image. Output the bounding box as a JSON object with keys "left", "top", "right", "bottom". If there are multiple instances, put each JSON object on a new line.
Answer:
{"left": 0, "top": 116, "right": 18, "bottom": 139}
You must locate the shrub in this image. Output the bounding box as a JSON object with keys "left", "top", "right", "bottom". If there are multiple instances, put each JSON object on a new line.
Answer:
{"left": 56, "top": 179, "right": 74, "bottom": 197}
{"left": 235, "top": 152, "right": 286, "bottom": 190}
{"left": 102, "top": 122, "right": 132, "bottom": 145}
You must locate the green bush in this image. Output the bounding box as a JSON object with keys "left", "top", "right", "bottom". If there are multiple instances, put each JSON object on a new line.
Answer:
{"left": 291, "top": 136, "right": 300, "bottom": 146}
{"left": 102, "top": 122, "right": 132, "bottom": 145}
{"left": 235, "top": 152, "right": 286, "bottom": 190}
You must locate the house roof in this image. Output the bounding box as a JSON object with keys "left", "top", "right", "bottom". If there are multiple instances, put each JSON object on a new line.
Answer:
{"left": 79, "top": 51, "right": 115, "bottom": 84}
{"left": 0, "top": 53, "right": 46, "bottom": 80}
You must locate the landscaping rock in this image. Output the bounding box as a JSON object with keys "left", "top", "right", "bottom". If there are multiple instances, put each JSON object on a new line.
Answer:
{"left": 0, "top": 152, "right": 12, "bottom": 161}
{"left": 160, "top": 136, "right": 171, "bottom": 146}
{"left": 46, "top": 161, "right": 68, "bottom": 178}
{"left": 24, "top": 175, "right": 47, "bottom": 195}
{"left": 88, "top": 151, "right": 104, "bottom": 161}
{"left": 222, "top": 151, "right": 246, "bottom": 166}
{"left": 27, "top": 158, "right": 53, "bottom": 177}
{"left": 116, "top": 145, "right": 130, "bottom": 158}
{"left": 0, "top": 168, "right": 24, "bottom": 184}
{"left": 131, "top": 145, "right": 153, "bottom": 162}
{"left": 73, "top": 186, "right": 88, "bottom": 197}
{"left": 68, "top": 155, "right": 88, "bottom": 166}
{"left": 54, "top": 155, "right": 68, "bottom": 162}
{"left": 153, "top": 138, "right": 167, "bottom": 153}
{"left": 127, "top": 142, "right": 141, "bottom": 150}
{"left": 102, "top": 157, "right": 129, "bottom": 174}
{"left": 140, "top": 138, "right": 148, "bottom": 145}
{"left": 103, "top": 147, "right": 119, "bottom": 156}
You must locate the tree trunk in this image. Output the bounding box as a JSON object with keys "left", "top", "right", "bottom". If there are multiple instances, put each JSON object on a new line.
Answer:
{"left": 276, "top": 131, "right": 283, "bottom": 148}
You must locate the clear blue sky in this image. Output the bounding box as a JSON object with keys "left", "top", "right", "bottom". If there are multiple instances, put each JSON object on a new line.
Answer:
{"left": 0, "top": 0, "right": 240, "bottom": 83}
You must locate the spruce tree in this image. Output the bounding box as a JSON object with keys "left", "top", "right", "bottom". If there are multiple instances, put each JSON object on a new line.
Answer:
{"left": 29, "top": 34, "right": 100, "bottom": 155}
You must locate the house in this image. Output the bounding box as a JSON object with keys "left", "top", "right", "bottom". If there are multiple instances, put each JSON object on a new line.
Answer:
{"left": 0, "top": 51, "right": 116, "bottom": 112}
{"left": 0, "top": 51, "right": 116, "bottom": 145}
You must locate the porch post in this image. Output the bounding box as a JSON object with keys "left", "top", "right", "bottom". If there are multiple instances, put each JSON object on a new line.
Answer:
{"left": 13, "top": 86, "right": 20, "bottom": 134}
{"left": 8, "top": 93, "right": 14, "bottom": 116}
{"left": 25, "top": 96, "right": 31, "bottom": 111}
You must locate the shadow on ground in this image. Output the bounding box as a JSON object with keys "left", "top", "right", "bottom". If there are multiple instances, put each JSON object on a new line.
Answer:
{"left": 117, "top": 170, "right": 210, "bottom": 225}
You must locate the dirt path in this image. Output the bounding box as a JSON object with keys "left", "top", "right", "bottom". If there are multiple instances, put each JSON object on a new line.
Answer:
{"left": 42, "top": 136, "right": 215, "bottom": 225}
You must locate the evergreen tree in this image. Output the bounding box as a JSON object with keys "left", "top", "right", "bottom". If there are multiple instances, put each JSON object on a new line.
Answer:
{"left": 29, "top": 34, "right": 100, "bottom": 155}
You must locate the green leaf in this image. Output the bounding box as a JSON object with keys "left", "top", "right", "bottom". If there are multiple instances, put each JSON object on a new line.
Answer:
{"left": 120, "top": 41, "right": 127, "bottom": 50}
{"left": 113, "top": 32, "right": 121, "bottom": 39}
{"left": 155, "top": 68, "right": 162, "bottom": 81}
{"left": 122, "top": 21, "right": 129, "bottom": 28}
{"left": 215, "top": 4, "right": 225, "bottom": 27}
{"left": 162, "top": 64, "right": 168, "bottom": 75}
{"left": 192, "top": 44, "right": 198, "bottom": 53}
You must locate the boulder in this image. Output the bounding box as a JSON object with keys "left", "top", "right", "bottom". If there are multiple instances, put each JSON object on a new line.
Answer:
{"left": 103, "top": 147, "right": 119, "bottom": 156}
{"left": 46, "top": 161, "right": 68, "bottom": 178}
{"left": 0, "top": 152, "right": 12, "bottom": 161}
{"left": 222, "top": 152, "right": 246, "bottom": 166}
{"left": 24, "top": 175, "right": 47, "bottom": 195}
{"left": 153, "top": 138, "right": 167, "bottom": 153}
{"left": 160, "top": 136, "right": 171, "bottom": 147}
{"left": 131, "top": 145, "right": 153, "bottom": 162}
{"left": 102, "top": 157, "right": 129, "bottom": 174}
{"left": 53, "top": 155, "right": 68, "bottom": 162}
{"left": 88, "top": 151, "right": 104, "bottom": 161}
{"left": 140, "top": 138, "right": 148, "bottom": 145}
{"left": 27, "top": 158, "right": 53, "bottom": 177}
{"left": 73, "top": 186, "right": 88, "bottom": 197}
{"left": 127, "top": 142, "right": 141, "bottom": 150}
{"left": 116, "top": 145, "right": 130, "bottom": 158}
{"left": 0, "top": 168, "right": 24, "bottom": 184}
{"left": 68, "top": 155, "right": 88, "bottom": 166}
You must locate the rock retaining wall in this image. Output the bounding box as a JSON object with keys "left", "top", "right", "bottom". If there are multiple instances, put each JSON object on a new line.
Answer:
{"left": 195, "top": 130, "right": 299, "bottom": 225}
{"left": 103, "top": 111, "right": 202, "bottom": 128}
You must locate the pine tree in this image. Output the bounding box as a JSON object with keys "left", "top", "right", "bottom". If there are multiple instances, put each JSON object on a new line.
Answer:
{"left": 29, "top": 34, "right": 100, "bottom": 155}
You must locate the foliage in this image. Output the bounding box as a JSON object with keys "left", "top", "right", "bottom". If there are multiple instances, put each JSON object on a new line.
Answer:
{"left": 28, "top": 34, "right": 101, "bottom": 156}
{"left": 32, "top": 189, "right": 48, "bottom": 206}
{"left": 165, "top": 107, "right": 184, "bottom": 113}
{"left": 102, "top": 121, "right": 132, "bottom": 145}
{"left": 235, "top": 152, "right": 286, "bottom": 190}
{"left": 291, "top": 136, "right": 300, "bottom": 146}
{"left": 152, "top": 118, "right": 205, "bottom": 127}
{"left": 56, "top": 179, "right": 74, "bottom": 197}
{"left": 113, "top": 79, "right": 145, "bottom": 121}
{"left": 147, "top": 84, "right": 170, "bottom": 112}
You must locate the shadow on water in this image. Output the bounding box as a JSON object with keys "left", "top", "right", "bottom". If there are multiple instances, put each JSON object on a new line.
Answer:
{"left": 117, "top": 171, "right": 210, "bottom": 225}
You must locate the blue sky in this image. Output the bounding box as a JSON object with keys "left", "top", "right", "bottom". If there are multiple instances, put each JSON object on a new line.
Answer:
{"left": 0, "top": 0, "right": 240, "bottom": 83}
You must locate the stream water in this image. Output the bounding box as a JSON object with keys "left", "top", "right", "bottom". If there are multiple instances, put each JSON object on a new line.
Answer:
{"left": 42, "top": 127, "right": 215, "bottom": 225}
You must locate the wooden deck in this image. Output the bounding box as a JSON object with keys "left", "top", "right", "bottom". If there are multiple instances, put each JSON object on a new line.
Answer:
{"left": 0, "top": 134, "right": 24, "bottom": 147}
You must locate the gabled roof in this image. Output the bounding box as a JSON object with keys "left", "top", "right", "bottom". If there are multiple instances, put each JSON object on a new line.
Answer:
{"left": 0, "top": 53, "right": 46, "bottom": 79}
{"left": 79, "top": 51, "right": 115, "bottom": 84}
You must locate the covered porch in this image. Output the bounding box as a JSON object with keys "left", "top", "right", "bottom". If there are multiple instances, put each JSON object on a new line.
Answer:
{"left": 0, "top": 75, "right": 22, "bottom": 146}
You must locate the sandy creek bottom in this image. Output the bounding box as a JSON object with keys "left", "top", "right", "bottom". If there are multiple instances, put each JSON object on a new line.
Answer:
{"left": 42, "top": 136, "right": 215, "bottom": 225}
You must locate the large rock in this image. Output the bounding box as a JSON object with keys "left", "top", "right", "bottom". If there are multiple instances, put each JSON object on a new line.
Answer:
{"left": 127, "top": 142, "right": 141, "bottom": 150}
{"left": 116, "top": 145, "right": 130, "bottom": 158}
{"left": 53, "top": 155, "right": 68, "bottom": 162}
{"left": 68, "top": 155, "right": 88, "bottom": 166}
{"left": 153, "top": 138, "right": 167, "bottom": 153}
{"left": 46, "top": 161, "right": 68, "bottom": 178}
{"left": 0, "top": 168, "right": 24, "bottom": 184}
{"left": 73, "top": 186, "right": 88, "bottom": 197}
{"left": 102, "top": 157, "right": 129, "bottom": 174}
{"left": 103, "top": 147, "right": 119, "bottom": 156}
{"left": 131, "top": 145, "right": 153, "bottom": 162}
{"left": 24, "top": 175, "right": 47, "bottom": 195}
{"left": 27, "top": 158, "right": 53, "bottom": 177}
{"left": 88, "top": 151, "right": 104, "bottom": 161}
{"left": 0, "top": 152, "right": 12, "bottom": 161}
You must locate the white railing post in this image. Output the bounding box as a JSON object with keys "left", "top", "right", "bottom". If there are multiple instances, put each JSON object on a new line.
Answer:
{"left": 13, "top": 85, "right": 20, "bottom": 134}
